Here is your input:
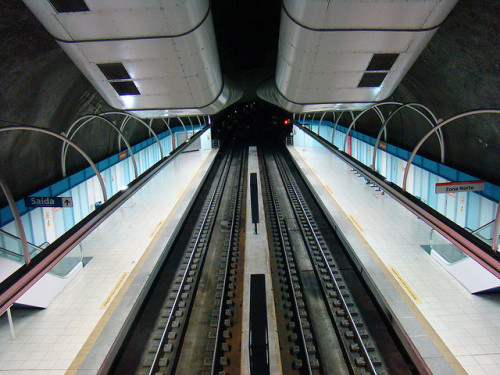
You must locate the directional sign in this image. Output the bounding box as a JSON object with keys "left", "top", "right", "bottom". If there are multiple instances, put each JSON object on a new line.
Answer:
{"left": 435, "top": 180, "right": 485, "bottom": 194}
{"left": 24, "top": 196, "right": 73, "bottom": 208}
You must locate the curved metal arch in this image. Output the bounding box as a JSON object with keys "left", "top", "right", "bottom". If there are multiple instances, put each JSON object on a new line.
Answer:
{"left": 310, "top": 113, "right": 317, "bottom": 129}
{"left": 331, "top": 111, "right": 355, "bottom": 145}
{"left": 187, "top": 117, "right": 194, "bottom": 134}
{"left": 177, "top": 117, "right": 188, "bottom": 139}
{"left": 342, "top": 102, "right": 402, "bottom": 152}
{"left": 0, "top": 174, "right": 29, "bottom": 264}
{"left": 61, "top": 115, "right": 138, "bottom": 179}
{"left": 331, "top": 111, "right": 344, "bottom": 144}
{"left": 100, "top": 112, "right": 164, "bottom": 159}
{"left": 317, "top": 112, "right": 327, "bottom": 137}
{"left": 371, "top": 103, "right": 444, "bottom": 170}
{"left": 161, "top": 118, "right": 174, "bottom": 139}
{"left": 402, "top": 109, "right": 500, "bottom": 189}
{"left": 401, "top": 109, "right": 500, "bottom": 251}
{"left": 0, "top": 125, "right": 108, "bottom": 202}
{"left": 61, "top": 116, "right": 95, "bottom": 166}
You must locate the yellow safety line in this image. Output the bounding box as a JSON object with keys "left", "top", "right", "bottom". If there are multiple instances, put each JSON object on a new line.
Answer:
{"left": 311, "top": 167, "right": 318, "bottom": 175}
{"left": 101, "top": 272, "right": 129, "bottom": 309}
{"left": 389, "top": 267, "right": 420, "bottom": 303}
{"left": 289, "top": 147, "right": 465, "bottom": 374}
{"left": 149, "top": 220, "right": 163, "bottom": 238}
{"left": 66, "top": 151, "right": 218, "bottom": 374}
{"left": 325, "top": 184, "right": 333, "bottom": 195}
{"left": 348, "top": 215, "right": 364, "bottom": 232}
{"left": 177, "top": 187, "right": 185, "bottom": 199}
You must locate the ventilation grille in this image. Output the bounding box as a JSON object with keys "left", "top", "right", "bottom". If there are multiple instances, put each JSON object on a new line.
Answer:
{"left": 97, "top": 63, "right": 141, "bottom": 96}
{"left": 48, "top": 0, "right": 89, "bottom": 13}
{"left": 358, "top": 53, "right": 399, "bottom": 88}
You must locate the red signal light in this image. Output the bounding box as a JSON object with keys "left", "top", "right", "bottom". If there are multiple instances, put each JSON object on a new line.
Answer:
{"left": 283, "top": 119, "right": 290, "bottom": 125}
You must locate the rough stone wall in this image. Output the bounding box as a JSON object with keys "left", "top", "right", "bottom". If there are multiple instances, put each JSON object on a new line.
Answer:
{"left": 350, "top": 1, "right": 500, "bottom": 185}
{"left": 0, "top": 0, "right": 498, "bottom": 208}
{"left": 0, "top": 1, "right": 158, "bottom": 206}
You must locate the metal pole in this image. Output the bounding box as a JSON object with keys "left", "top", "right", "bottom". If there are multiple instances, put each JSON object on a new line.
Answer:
{"left": 101, "top": 112, "right": 164, "bottom": 159}
{"left": 61, "top": 117, "right": 94, "bottom": 177}
{"left": 493, "top": 200, "right": 500, "bottom": 254}
{"left": 187, "top": 116, "right": 195, "bottom": 135}
{"left": 0, "top": 126, "right": 108, "bottom": 201}
{"left": 332, "top": 111, "right": 344, "bottom": 144}
{"left": 402, "top": 109, "right": 500, "bottom": 191}
{"left": 310, "top": 113, "right": 316, "bottom": 132}
{"left": 161, "top": 118, "right": 174, "bottom": 139}
{"left": 0, "top": 174, "right": 30, "bottom": 264}
{"left": 343, "top": 102, "right": 402, "bottom": 152}
{"left": 371, "top": 103, "right": 442, "bottom": 171}
{"left": 63, "top": 115, "right": 139, "bottom": 179}
{"left": 317, "top": 112, "right": 326, "bottom": 138}
{"left": 7, "top": 307, "right": 15, "bottom": 339}
{"left": 178, "top": 117, "right": 188, "bottom": 139}
{"left": 118, "top": 115, "right": 131, "bottom": 152}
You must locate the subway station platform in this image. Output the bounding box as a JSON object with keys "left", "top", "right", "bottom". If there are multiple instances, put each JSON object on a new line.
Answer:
{"left": 0, "top": 142, "right": 499, "bottom": 375}
{"left": 288, "top": 143, "right": 500, "bottom": 375}
{"left": 0, "top": 149, "right": 217, "bottom": 375}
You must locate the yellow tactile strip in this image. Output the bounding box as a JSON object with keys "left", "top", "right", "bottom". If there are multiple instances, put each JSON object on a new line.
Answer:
{"left": 66, "top": 152, "right": 213, "bottom": 374}
{"left": 290, "top": 147, "right": 467, "bottom": 375}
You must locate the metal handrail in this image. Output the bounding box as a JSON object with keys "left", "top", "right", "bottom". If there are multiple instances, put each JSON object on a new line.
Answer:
{"left": 0, "top": 229, "right": 46, "bottom": 253}
{"left": 0, "top": 229, "right": 84, "bottom": 277}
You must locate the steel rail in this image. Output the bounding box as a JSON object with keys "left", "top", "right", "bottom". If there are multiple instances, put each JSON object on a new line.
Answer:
{"left": 210, "top": 148, "right": 245, "bottom": 375}
{"left": 148, "top": 148, "right": 234, "bottom": 375}
{"left": 261, "top": 151, "right": 314, "bottom": 374}
{"left": 274, "top": 152, "right": 378, "bottom": 375}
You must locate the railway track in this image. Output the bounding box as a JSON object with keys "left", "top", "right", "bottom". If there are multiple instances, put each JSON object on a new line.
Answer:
{"left": 261, "top": 147, "right": 390, "bottom": 374}
{"left": 111, "top": 143, "right": 416, "bottom": 375}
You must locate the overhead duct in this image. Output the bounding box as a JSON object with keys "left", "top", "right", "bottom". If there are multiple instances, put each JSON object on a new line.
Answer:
{"left": 22, "top": 0, "right": 241, "bottom": 117}
{"left": 259, "top": 0, "right": 458, "bottom": 113}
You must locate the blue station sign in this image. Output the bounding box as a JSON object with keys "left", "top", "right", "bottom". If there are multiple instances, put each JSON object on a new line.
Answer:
{"left": 24, "top": 196, "right": 73, "bottom": 208}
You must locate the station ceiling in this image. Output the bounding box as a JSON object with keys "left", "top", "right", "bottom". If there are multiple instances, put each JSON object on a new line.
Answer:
{"left": 0, "top": 0, "right": 498, "bottom": 204}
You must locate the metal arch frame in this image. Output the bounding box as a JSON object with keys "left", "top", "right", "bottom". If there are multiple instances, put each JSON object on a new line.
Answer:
{"left": 371, "top": 103, "right": 445, "bottom": 170}
{"left": 332, "top": 111, "right": 356, "bottom": 145}
{"left": 310, "top": 113, "right": 317, "bottom": 129}
{"left": 161, "top": 118, "right": 174, "bottom": 139}
{"left": 0, "top": 126, "right": 108, "bottom": 265}
{"left": 342, "top": 102, "right": 402, "bottom": 152}
{"left": 61, "top": 114, "right": 138, "bottom": 179}
{"left": 317, "top": 111, "right": 327, "bottom": 137}
{"left": 401, "top": 109, "right": 500, "bottom": 252}
{"left": 100, "top": 112, "right": 164, "bottom": 159}
{"left": 187, "top": 116, "right": 194, "bottom": 134}
{"left": 0, "top": 174, "right": 29, "bottom": 264}
{"left": 177, "top": 117, "right": 188, "bottom": 138}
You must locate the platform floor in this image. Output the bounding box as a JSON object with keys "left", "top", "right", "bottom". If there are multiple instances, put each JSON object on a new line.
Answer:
{"left": 289, "top": 144, "right": 500, "bottom": 375}
{"left": 1, "top": 142, "right": 499, "bottom": 375}
{"left": 241, "top": 147, "right": 281, "bottom": 375}
{"left": 0, "top": 149, "right": 217, "bottom": 375}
